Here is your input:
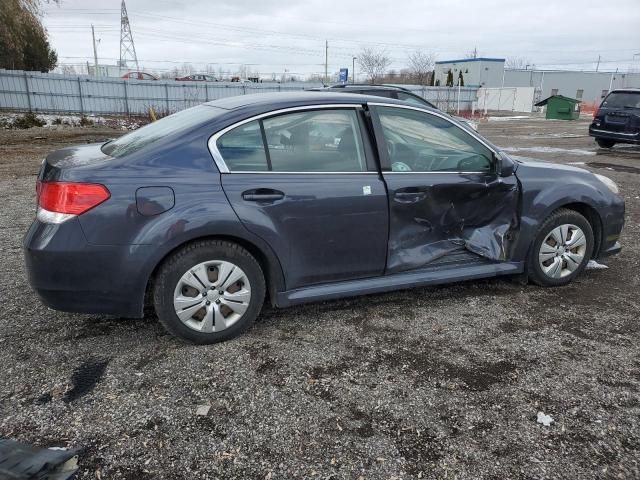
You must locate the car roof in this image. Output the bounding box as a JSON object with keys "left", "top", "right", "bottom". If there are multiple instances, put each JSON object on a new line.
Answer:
{"left": 203, "top": 91, "right": 411, "bottom": 113}
{"left": 609, "top": 88, "right": 640, "bottom": 93}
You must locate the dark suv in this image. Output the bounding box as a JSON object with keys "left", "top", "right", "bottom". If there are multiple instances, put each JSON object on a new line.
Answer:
{"left": 24, "top": 92, "right": 624, "bottom": 344}
{"left": 589, "top": 88, "right": 640, "bottom": 148}
{"left": 314, "top": 84, "right": 478, "bottom": 130}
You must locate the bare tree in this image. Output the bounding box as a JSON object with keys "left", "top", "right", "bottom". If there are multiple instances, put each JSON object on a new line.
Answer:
{"left": 60, "top": 64, "right": 77, "bottom": 75}
{"left": 179, "top": 62, "right": 194, "bottom": 75}
{"left": 408, "top": 50, "right": 435, "bottom": 85}
{"left": 357, "top": 47, "right": 391, "bottom": 84}
{"left": 505, "top": 57, "right": 530, "bottom": 69}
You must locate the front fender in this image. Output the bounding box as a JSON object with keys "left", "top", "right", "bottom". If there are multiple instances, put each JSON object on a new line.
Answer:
{"left": 513, "top": 165, "right": 618, "bottom": 261}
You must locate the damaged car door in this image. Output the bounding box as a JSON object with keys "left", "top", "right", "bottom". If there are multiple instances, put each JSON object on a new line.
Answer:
{"left": 370, "top": 105, "right": 519, "bottom": 273}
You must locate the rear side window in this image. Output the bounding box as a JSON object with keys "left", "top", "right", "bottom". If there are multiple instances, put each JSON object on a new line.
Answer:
{"left": 602, "top": 92, "right": 640, "bottom": 108}
{"left": 102, "top": 106, "right": 222, "bottom": 157}
{"left": 216, "top": 121, "right": 268, "bottom": 171}
{"left": 364, "top": 89, "right": 394, "bottom": 99}
{"left": 396, "top": 92, "right": 434, "bottom": 108}
{"left": 215, "top": 109, "right": 367, "bottom": 173}
{"left": 263, "top": 110, "right": 365, "bottom": 172}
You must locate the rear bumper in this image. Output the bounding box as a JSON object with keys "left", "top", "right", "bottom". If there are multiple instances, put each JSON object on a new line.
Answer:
{"left": 589, "top": 126, "right": 640, "bottom": 144}
{"left": 23, "top": 218, "right": 151, "bottom": 318}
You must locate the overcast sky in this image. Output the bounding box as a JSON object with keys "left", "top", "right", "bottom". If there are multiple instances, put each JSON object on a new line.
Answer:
{"left": 43, "top": 0, "right": 640, "bottom": 78}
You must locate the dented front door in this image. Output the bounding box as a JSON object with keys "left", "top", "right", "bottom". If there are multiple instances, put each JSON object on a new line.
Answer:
{"left": 370, "top": 105, "right": 519, "bottom": 274}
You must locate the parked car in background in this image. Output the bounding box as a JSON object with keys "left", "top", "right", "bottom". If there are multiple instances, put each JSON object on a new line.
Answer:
{"left": 175, "top": 74, "right": 218, "bottom": 82}
{"left": 589, "top": 88, "right": 640, "bottom": 148}
{"left": 317, "top": 84, "right": 478, "bottom": 130}
{"left": 24, "top": 92, "right": 624, "bottom": 344}
{"left": 121, "top": 71, "right": 158, "bottom": 81}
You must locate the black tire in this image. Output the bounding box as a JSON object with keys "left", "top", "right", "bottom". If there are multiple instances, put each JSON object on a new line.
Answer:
{"left": 596, "top": 138, "right": 615, "bottom": 149}
{"left": 527, "top": 209, "right": 594, "bottom": 287}
{"left": 153, "top": 240, "right": 265, "bottom": 344}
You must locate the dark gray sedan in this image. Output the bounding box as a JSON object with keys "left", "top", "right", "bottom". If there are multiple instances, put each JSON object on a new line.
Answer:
{"left": 24, "top": 92, "right": 625, "bottom": 343}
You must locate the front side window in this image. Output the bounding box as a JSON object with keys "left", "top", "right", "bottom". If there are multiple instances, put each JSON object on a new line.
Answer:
{"left": 376, "top": 106, "right": 493, "bottom": 173}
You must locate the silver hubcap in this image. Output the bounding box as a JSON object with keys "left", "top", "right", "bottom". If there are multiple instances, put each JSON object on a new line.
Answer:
{"left": 173, "top": 260, "right": 251, "bottom": 333}
{"left": 538, "top": 224, "right": 587, "bottom": 279}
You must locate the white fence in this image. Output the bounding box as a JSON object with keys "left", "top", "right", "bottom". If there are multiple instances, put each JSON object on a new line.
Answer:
{"left": 0, "top": 69, "right": 480, "bottom": 116}
{"left": 476, "top": 87, "right": 536, "bottom": 113}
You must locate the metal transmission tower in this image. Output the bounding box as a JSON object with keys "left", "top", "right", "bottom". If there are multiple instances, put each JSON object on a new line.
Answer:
{"left": 119, "top": 0, "right": 139, "bottom": 70}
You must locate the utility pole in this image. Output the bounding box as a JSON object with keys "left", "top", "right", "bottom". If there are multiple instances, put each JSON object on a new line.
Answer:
{"left": 596, "top": 55, "right": 600, "bottom": 72}
{"left": 324, "top": 40, "right": 328, "bottom": 86}
{"left": 352, "top": 56, "right": 356, "bottom": 83}
{"left": 91, "top": 25, "right": 99, "bottom": 77}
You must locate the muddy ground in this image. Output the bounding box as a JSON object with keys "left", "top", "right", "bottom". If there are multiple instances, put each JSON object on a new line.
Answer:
{"left": 0, "top": 116, "right": 638, "bottom": 479}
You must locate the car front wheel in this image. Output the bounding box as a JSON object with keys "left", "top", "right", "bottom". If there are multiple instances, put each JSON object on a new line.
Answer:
{"left": 153, "top": 240, "right": 265, "bottom": 343}
{"left": 596, "top": 139, "right": 615, "bottom": 148}
{"left": 528, "top": 209, "right": 594, "bottom": 287}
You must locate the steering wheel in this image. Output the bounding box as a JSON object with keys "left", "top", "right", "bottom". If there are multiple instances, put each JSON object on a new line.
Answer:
{"left": 391, "top": 161, "right": 412, "bottom": 172}
{"left": 457, "top": 156, "right": 482, "bottom": 171}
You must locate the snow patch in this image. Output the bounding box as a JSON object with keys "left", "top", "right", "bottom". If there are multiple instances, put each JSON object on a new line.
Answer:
{"left": 537, "top": 412, "right": 554, "bottom": 427}
{"left": 487, "top": 115, "right": 532, "bottom": 122}
{"left": 500, "top": 146, "right": 596, "bottom": 156}
{"left": 586, "top": 260, "right": 609, "bottom": 270}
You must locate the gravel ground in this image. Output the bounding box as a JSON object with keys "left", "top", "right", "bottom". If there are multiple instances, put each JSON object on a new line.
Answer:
{"left": 0, "top": 116, "right": 638, "bottom": 479}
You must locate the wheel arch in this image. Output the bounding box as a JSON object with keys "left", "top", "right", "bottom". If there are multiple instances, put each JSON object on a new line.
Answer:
{"left": 553, "top": 202, "right": 603, "bottom": 258}
{"left": 144, "top": 234, "right": 285, "bottom": 311}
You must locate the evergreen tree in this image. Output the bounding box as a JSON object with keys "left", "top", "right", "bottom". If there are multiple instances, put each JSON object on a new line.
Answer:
{"left": 429, "top": 70, "right": 435, "bottom": 86}
{"left": 445, "top": 69, "right": 454, "bottom": 87}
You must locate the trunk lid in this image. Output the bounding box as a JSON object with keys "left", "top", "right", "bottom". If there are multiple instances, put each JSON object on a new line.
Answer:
{"left": 40, "top": 143, "right": 112, "bottom": 182}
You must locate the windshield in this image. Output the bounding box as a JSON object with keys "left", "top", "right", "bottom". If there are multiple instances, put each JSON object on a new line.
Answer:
{"left": 602, "top": 92, "right": 640, "bottom": 109}
{"left": 101, "top": 105, "right": 223, "bottom": 157}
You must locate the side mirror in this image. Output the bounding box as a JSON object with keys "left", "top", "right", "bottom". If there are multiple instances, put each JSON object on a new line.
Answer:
{"left": 497, "top": 153, "right": 516, "bottom": 177}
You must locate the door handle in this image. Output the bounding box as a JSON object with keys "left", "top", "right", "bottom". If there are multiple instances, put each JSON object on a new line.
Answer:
{"left": 242, "top": 189, "right": 285, "bottom": 202}
{"left": 394, "top": 191, "right": 426, "bottom": 202}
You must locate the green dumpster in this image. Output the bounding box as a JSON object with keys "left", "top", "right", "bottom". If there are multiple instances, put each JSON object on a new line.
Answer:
{"left": 535, "top": 95, "right": 581, "bottom": 120}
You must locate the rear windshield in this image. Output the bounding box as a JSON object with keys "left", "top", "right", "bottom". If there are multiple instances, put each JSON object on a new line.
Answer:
{"left": 101, "top": 105, "right": 222, "bottom": 157}
{"left": 602, "top": 92, "right": 640, "bottom": 109}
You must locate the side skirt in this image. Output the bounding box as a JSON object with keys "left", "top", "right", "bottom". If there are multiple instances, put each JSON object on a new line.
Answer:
{"left": 275, "top": 261, "right": 524, "bottom": 307}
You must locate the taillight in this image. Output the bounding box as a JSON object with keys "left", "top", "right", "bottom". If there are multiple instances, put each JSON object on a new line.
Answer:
{"left": 37, "top": 181, "right": 110, "bottom": 215}
{"left": 593, "top": 107, "right": 599, "bottom": 119}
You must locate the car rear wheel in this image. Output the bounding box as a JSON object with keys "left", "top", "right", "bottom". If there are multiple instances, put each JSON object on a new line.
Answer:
{"left": 153, "top": 240, "right": 265, "bottom": 343}
{"left": 596, "top": 139, "right": 615, "bottom": 148}
{"left": 528, "top": 209, "right": 594, "bottom": 287}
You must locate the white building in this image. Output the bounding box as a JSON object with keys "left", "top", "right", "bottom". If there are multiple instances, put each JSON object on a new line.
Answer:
{"left": 434, "top": 56, "right": 640, "bottom": 107}
{"left": 434, "top": 58, "right": 506, "bottom": 87}
{"left": 503, "top": 69, "right": 640, "bottom": 106}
